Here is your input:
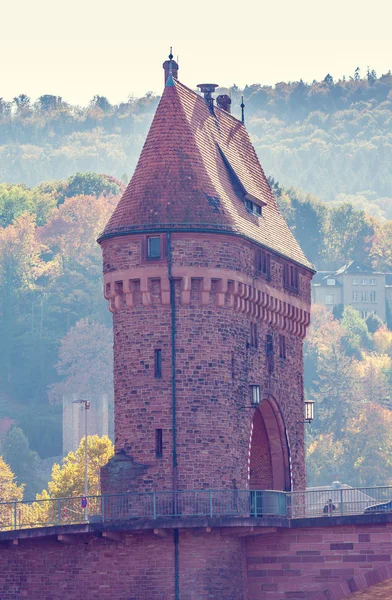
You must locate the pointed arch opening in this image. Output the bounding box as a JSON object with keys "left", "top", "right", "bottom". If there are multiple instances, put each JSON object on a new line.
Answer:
{"left": 249, "top": 397, "right": 290, "bottom": 491}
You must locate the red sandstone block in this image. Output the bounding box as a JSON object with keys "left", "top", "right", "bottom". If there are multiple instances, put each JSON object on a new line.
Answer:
{"left": 262, "top": 583, "right": 278, "bottom": 591}
{"left": 363, "top": 568, "right": 383, "bottom": 586}
{"left": 329, "top": 543, "right": 353, "bottom": 551}
{"left": 301, "top": 556, "right": 325, "bottom": 564}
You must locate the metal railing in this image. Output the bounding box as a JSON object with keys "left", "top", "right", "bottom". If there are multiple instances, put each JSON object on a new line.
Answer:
{"left": 2, "top": 486, "right": 392, "bottom": 531}
{"left": 289, "top": 486, "right": 392, "bottom": 519}
{"left": 0, "top": 490, "right": 286, "bottom": 531}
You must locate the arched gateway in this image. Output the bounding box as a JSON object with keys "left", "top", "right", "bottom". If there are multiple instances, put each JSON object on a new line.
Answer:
{"left": 249, "top": 397, "right": 290, "bottom": 491}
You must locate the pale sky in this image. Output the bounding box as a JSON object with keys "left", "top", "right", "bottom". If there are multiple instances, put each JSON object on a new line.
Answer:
{"left": 1, "top": 0, "right": 391, "bottom": 105}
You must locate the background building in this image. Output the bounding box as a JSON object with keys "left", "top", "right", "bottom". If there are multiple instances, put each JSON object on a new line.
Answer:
{"left": 312, "top": 260, "right": 390, "bottom": 321}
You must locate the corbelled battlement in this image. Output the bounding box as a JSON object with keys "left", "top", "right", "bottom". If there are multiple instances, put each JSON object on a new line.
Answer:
{"left": 104, "top": 266, "right": 310, "bottom": 337}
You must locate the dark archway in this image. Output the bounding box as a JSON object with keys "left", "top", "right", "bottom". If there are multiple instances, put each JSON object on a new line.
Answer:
{"left": 249, "top": 398, "right": 290, "bottom": 491}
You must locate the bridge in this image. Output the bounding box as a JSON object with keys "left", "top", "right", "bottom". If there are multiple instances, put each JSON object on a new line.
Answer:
{"left": 2, "top": 486, "right": 392, "bottom": 599}
{"left": 1, "top": 485, "right": 391, "bottom": 531}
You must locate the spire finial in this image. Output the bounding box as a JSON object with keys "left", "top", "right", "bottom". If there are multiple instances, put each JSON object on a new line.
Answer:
{"left": 241, "top": 96, "right": 245, "bottom": 125}
{"left": 166, "top": 47, "right": 175, "bottom": 87}
{"left": 163, "top": 48, "right": 178, "bottom": 87}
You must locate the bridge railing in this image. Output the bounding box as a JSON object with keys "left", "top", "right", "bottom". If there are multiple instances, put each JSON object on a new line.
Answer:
{"left": 2, "top": 486, "right": 392, "bottom": 531}
{"left": 0, "top": 489, "right": 287, "bottom": 531}
{"left": 289, "top": 486, "right": 392, "bottom": 518}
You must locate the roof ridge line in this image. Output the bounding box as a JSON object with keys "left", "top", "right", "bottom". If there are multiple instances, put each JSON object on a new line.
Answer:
{"left": 174, "top": 80, "right": 244, "bottom": 126}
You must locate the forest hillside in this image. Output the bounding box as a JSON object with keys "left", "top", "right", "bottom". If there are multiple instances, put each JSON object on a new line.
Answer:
{"left": 1, "top": 67, "right": 391, "bottom": 219}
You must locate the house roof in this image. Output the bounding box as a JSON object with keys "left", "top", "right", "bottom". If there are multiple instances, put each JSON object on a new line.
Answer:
{"left": 99, "top": 74, "right": 313, "bottom": 270}
{"left": 334, "top": 260, "right": 375, "bottom": 276}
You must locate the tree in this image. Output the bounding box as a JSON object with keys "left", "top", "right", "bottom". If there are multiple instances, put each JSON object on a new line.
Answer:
{"left": 324, "top": 204, "right": 375, "bottom": 267}
{"left": 373, "top": 326, "right": 392, "bottom": 356}
{"left": 356, "top": 352, "right": 391, "bottom": 406}
{"left": 0, "top": 214, "right": 59, "bottom": 397}
{"left": 65, "top": 173, "right": 120, "bottom": 199}
{"left": 341, "top": 305, "right": 372, "bottom": 357}
{"left": 312, "top": 339, "right": 359, "bottom": 439}
{"left": 0, "top": 455, "right": 24, "bottom": 502}
{"left": 37, "top": 95, "right": 62, "bottom": 112}
{"left": 37, "top": 435, "right": 114, "bottom": 499}
{"left": 2, "top": 426, "right": 44, "bottom": 500}
{"left": 48, "top": 319, "right": 113, "bottom": 403}
{"left": 91, "top": 96, "right": 112, "bottom": 113}
{"left": 343, "top": 403, "right": 392, "bottom": 486}
{"left": 0, "top": 183, "right": 56, "bottom": 227}
{"left": 12, "top": 94, "right": 31, "bottom": 116}
{"left": 365, "top": 312, "right": 384, "bottom": 334}
{"left": 306, "top": 433, "right": 345, "bottom": 486}
{"left": 371, "top": 221, "right": 392, "bottom": 271}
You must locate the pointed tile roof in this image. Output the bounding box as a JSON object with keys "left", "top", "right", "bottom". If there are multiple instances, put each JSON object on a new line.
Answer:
{"left": 99, "top": 78, "right": 313, "bottom": 270}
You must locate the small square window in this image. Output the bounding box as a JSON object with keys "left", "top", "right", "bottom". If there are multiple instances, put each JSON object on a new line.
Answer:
{"left": 352, "top": 279, "right": 359, "bottom": 285}
{"left": 147, "top": 237, "right": 161, "bottom": 258}
{"left": 254, "top": 204, "right": 262, "bottom": 216}
{"left": 327, "top": 278, "right": 335, "bottom": 286}
{"left": 370, "top": 279, "right": 377, "bottom": 286}
{"left": 361, "top": 278, "right": 368, "bottom": 286}
{"left": 245, "top": 199, "right": 253, "bottom": 211}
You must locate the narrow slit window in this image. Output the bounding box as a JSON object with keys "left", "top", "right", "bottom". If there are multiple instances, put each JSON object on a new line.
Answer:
{"left": 147, "top": 236, "right": 161, "bottom": 259}
{"left": 284, "top": 263, "right": 299, "bottom": 291}
{"left": 154, "top": 349, "right": 162, "bottom": 378}
{"left": 279, "top": 334, "right": 286, "bottom": 360}
{"left": 155, "top": 429, "right": 163, "bottom": 458}
{"left": 266, "top": 333, "right": 274, "bottom": 374}
{"left": 256, "top": 249, "right": 270, "bottom": 278}
{"left": 250, "top": 323, "right": 258, "bottom": 348}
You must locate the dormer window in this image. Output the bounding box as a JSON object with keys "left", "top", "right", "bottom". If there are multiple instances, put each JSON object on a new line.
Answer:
{"left": 245, "top": 198, "right": 262, "bottom": 216}
{"left": 327, "top": 278, "right": 335, "bottom": 286}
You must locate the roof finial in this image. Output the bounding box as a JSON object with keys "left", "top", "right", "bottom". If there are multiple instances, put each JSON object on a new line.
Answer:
{"left": 166, "top": 47, "right": 175, "bottom": 86}
{"left": 241, "top": 96, "right": 245, "bottom": 125}
{"left": 163, "top": 49, "right": 179, "bottom": 87}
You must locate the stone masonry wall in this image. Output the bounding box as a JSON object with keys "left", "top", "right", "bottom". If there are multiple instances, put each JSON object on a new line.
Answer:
{"left": 246, "top": 521, "right": 392, "bottom": 600}
{"left": 0, "top": 528, "right": 246, "bottom": 600}
{"left": 101, "top": 232, "right": 312, "bottom": 493}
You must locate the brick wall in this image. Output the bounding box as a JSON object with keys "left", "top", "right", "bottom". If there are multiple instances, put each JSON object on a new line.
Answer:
{"left": 249, "top": 409, "right": 273, "bottom": 489}
{"left": 0, "top": 528, "right": 246, "bottom": 600}
{"left": 101, "top": 232, "right": 311, "bottom": 494}
{"left": 246, "top": 521, "right": 392, "bottom": 600}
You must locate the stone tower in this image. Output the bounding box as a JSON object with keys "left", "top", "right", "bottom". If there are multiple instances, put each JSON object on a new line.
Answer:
{"left": 98, "top": 57, "right": 314, "bottom": 496}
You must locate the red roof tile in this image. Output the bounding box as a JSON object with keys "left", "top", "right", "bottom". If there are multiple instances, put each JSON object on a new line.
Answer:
{"left": 100, "top": 79, "right": 312, "bottom": 270}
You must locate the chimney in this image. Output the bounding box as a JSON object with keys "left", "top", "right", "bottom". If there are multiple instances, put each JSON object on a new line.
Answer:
{"left": 216, "top": 94, "right": 231, "bottom": 113}
{"left": 197, "top": 83, "right": 219, "bottom": 112}
{"left": 163, "top": 59, "right": 179, "bottom": 85}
